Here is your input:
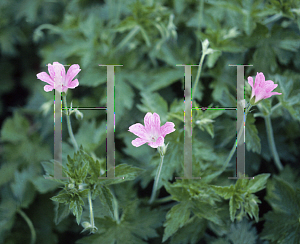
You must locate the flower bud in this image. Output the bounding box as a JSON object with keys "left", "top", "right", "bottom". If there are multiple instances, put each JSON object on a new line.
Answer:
{"left": 82, "top": 221, "right": 92, "bottom": 228}
{"left": 74, "top": 109, "right": 83, "bottom": 120}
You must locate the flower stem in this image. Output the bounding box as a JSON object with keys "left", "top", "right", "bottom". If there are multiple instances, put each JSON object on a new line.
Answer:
{"left": 270, "top": 102, "right": 281, "bottom": 114}
{"left": 62, "top": 95, "right": 79, "bottom": 151}
{"left": 88, "top": 190, "right": 95, "bottom": 229}
{"left": 264, "top": 115, "right": 283, "bottom": 171}
{"left": 221, "top": 104, "right": 252, "bottom": 172}
{"left": 17, "top": 209, "right": 36, "bottom": 244}
{"left": 192, "top": 52, "right": 206, "bottom": 100}
{"left": 149, "top": 153, "right": 165, "bottom": 204}
{"left": 154, "top": 195, "right": 173, "bottom": 204}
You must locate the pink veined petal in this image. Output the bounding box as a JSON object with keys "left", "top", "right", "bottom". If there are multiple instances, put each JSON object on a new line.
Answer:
{"left": 160, "top": 122, "right": 175, "bottom": 137}
{"left": 254, "top": 92, "right": 265, "bottom": 103}
{"left": 254, "top": 72, "right": 265, "bottom": 89}
{"left": 148, "top": 136, "right": 164, "bottom": 148}
{"left": 247, "top": 76, "right": 254, "bottom": 88}
{"left": 47, "top": 63, "right": 56, "bottom": 79}
{"left": 128, "top": 123, "right": 149, "bottom": 139}
{"left": 52, "top": 62, "right": 66, "bottom": 89}
{"left": 263, "top": 92, "right": 282, "bottom": 99}
{"left": 44, "top": 85, "right": 54, "bottom": 92}
{"left": 66, "top": 64, "right": 81, "bottom": 85}
{"left": 263, "top": 80, "right": 278, "bottom": 93}
{"left": 37, "top": 72, "right": 54, "bottom": 86}
{"left": 145, "top": 113, "right": 160, "bottom": 138}
{"left": 144, "top": 112, "right": 153, "bottom": 132}
{"left": 67, "top": 78, "right": 79, "bottom": 89}
{"left": 132, "top": 138, "right": 148, "bottom": 147}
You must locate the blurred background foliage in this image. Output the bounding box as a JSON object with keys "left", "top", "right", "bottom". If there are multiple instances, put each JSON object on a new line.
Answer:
{"left": 0, "top": 0, "right": 300, "bottom": 243}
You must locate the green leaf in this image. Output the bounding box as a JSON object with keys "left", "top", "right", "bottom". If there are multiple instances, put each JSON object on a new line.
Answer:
{"left": 169, "top": 217, "right": 206, "bottom": 244}
{"left": 41, "top": 160, "right": 68, "bottom": 184}
{"left": 76, "top": 200, "right": 165, "bottom": 244}
{"left": 227, "top": 219, "right": 258, "bottom": 244}
{"left": 115, "top": 78, "right": 134, "bottom": 123}
{"left": 98, "top": 164, "right": 145, "bottom": 186}
{"left": 97, "top": 186, "right": 114, "bottom": 219}
{"left": 245, "top": 173, "right": 270, "bottom": 193}
{"left": 162, "top": 201, "right": 192, "bottom": 242}
{"left": 74, "top": 119, "right": 106, "bottom": 153}
{"left": 136, "top": 91, "right": 168, "bottom": 123}
{"left": 50, "top": 191, "right": 72, "bottom": 204}
{"left": 261, "top": 176, "right": 300, "bottom": 243}
{"left": 54, "top": 202, "right": 70, "bottom": 225}
{"left": 0, "top": 162, "right": 18, "bottom": 188}
{"left": 0, "top": 111, "right": 30, "bottom": 143}
{"left": 192, "top": 200, "right": 223, "bottom": 226}
{"left": 10, "top": 165, "right": 37, "bottom": 208}
{"left": 69, "top": 196, "right": 84, "bottom": 225}
{"left": 114, "top": 16, "right": 137, "bottom": 32}
{"left": 245, "top": 113, "right": 261, "bottom": 154}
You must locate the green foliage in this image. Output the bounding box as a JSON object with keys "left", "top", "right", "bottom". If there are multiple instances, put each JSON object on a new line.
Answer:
{"left": 76, "top": 199, "right": 165, "bottom": 244}
{"left": 246, "top": 113, "right": 261, "bottom": 154}
{"left": 261, "top": 176, "right": 300, "bottom": 244}
{"left": 211, "top": 174, "right": 270, "bottom": 222}
{"left": 1, "top": 0, "right": 300, "bottom": 243}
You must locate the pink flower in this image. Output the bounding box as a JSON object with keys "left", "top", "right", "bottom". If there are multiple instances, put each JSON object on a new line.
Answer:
{"left": 129, "top": 112, "right": 175, "bottom": 148}
{"left": 37, "top": 62, "right": 81, "bottom": 93}
{"left": 248, "top": 72, "right": 282, "bottom": 104}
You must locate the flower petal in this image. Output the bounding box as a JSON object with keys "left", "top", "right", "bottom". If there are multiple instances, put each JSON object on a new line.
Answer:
{"left": 263, "top": 80, "right": 278, "bottom": 93}
{"left": 128, "top": 123, "right": 148, "bottom": 139}
{"left": 67, "top": 78, "right": 79, "bottom": 89}
{"left": 144, "top": 112, "right": 161, "bottom": 133}
{"left": 132, "top": 138, "right": 148, "bottom": 147}
{"left": 47, "top": 63, "right": 56, "bottom": 79}
{"left": 148, "top": 136, "right": 164, "bottom": 148}
{"left": 52, "top": 62, "right": 66, "bottom": 90}
{"left": 144, "top": 112, "right": 153, "bottom": 132}
{"left": 37, "top": 72, "right": 54, "bottom": 85}
{"left": 44, "top": 85, "right": 54, "bottom": 92}
{"left": 160, "top": 122, "right": 175, "bottom": 137}
{"left": 66, "top": 64, "right": 81, "bottom": 85}
{"left": 247, "top": 76, "right": 253, "bottom": 88}
{"left": 254, "top": 72, "right": 265, "bottom": 89}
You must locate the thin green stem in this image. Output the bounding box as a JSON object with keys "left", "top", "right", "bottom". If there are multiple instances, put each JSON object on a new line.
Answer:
{"left": 17, "top": 209, "right": 36, "bottom": 244}
{"left": 149, "top": 153, "right": 165, "bottom": 204}
{"left": 270, "top": 102, "right": 281, "bottom": 114}
{"left": 192, "top": 53, "right": 206, "bottom": 100}
{"left": 264, "top": 115, "right": 283, "bottom": 171}
{"left": 154, "top": 195, "right": 173, "bottom": 204}
{"left": 221, "top": 104, "right": 252, "bottom": 172}
{"left": 63, "top": 95, "right": 79, "bottom": 151}
{"left": 88, "top": 190, "right": 95, "bottom": 229}
{"left": 112, "top": 191, "right": 120, "bottom": 224}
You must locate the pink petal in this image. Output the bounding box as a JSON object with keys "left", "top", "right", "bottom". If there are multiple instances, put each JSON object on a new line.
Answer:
{"left": 263, "top": 80, "right": 278, "bottom": 93}
{"left": 160, "top": 122, "right": 175, "bottom": 137}
{"left": 67, "top": 78, "right": 79, "bottom": 89}
{"left": 263, "top": 92, "right": 282, "bottom": 99}
{"left": 145, "top": 112, "right": 161, "bottom": 135}
{"left": 254, "top": 72, "right": 265, "bottom": 89}
{"left": 52, "top": 62, "right": 66, "bottom": 89}
{"left": 44, "top": 85, "right": 54, "bottom": 92}
{"left": 247, "top": 76, "right": 254, "bottom": 88}
{"left": 47, "top": 63, "right": 55, "bottom": 79}
{"left": 132, "top": 138, "right": 148, "bottom": 147}
{"left": 128, "top": 123, "right": 148, "bottom": 139}
{"left": 66, "top": 64, "right": 81, "bottom": 85}
{"left": 37, "top": 72, "right": 54, "bottom": 85}
{"left": 144, "top": 112, "right": 153, "bottom": 132}
{"left": 148, "top": 136, "right": 164, "bottom": 148}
